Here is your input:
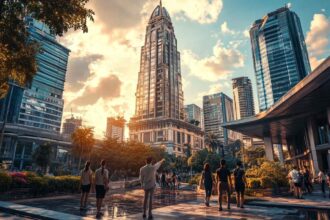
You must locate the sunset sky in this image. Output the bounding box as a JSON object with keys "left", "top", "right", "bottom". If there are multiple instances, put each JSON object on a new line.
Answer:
{"left": 59, "top": 0, "right": 330, "bottom": 138}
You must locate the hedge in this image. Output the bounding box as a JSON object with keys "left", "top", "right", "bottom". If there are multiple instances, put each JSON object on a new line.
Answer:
{"left": 0, "top": 171, "right": 80, "bottom": 195}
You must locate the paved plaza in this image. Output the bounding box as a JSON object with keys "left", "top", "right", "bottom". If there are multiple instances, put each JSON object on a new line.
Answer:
{"left": 0, "top": 187, "right": 330, "bottom": 219}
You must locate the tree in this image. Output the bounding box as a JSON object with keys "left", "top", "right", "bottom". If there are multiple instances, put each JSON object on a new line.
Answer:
{"left": 205, "top": 133, "right": 223, "bottom": 155}
{"left": 71, "top": 127, "right": 95, "bottom": 170}
{"left": 188, "top": 149, "right": 209, "bottom": 172}
{"left": 32, "top": 143, "right": 52, "bottom": 174}
{"left": 0, "top": 0, "right": 94, "bottom": 98}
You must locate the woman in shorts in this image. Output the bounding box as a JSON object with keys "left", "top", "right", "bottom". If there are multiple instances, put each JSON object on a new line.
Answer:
{"left": 80, "top": 161, "right": 92, "bottom": 210}
{"left": 94, "top": 160, "right": 109, "bottom": 218}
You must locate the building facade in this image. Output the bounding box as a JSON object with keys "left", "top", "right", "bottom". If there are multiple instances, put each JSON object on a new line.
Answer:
{"left": 15, "top": 17, "right": 69, "bottom": 133}
{"left": 224, "top": 58, "right": 330, "bottom": 175}
{"left": 232, "top": 77, "right": 255, "bottom": 120}
{"left": 62, "top": 116, "right": 82, "bottom": 138}
{"left": 106, "top": 117, "right": 126, "bottom": 142}
{"left": 203, "top": 92, "right": 234, "bottom": 145}
{"left": 250, "top": 6, "right": 311, "bottom": 111}
{"left": 129, "top": 2, "right": 203, "bottom": 156}
{"left": 184, "top": 104, "right": 203, "bottom": 128}
{"left": 0, "top": 17, "right": 70, "bottom": 170}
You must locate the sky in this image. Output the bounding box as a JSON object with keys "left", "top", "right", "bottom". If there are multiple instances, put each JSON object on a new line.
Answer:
{"left": 59, "top": 0, "right": 330, "bottom": 138}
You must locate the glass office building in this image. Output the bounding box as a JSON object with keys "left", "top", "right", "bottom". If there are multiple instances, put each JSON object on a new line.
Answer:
{"left": 250, "top": 6, "right": 311, "bottom": 111}
{"left": 203, "top": 92, "right": 234, "bottom": 145}
{"left": 17, "top": 17, "right": 70, "bottom": 133}
{"left": 232, "top": 77, "right": 255, "bottom": 120}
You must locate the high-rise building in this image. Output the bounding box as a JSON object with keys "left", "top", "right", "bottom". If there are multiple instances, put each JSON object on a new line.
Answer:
{"left": 129, "top": 1, "right": 203, "bottom": 156}
{"left": 18, "top": 17, "right": 69, "bottom": 132}
{"left": 203, "top": 92, "right": 234, "bottom": 145}
{"left": 106, "top": 117, "right": 126, "bottom": 142}
{"left": 0, "top": 17, "right": 70, "bottom": 169}
{"left": 250, "top": 6, "right": 311, "bottom": 111}
{"left": 232, "top": 77, "right": 255, "bottom": 120}
{"left": 62, "top": 115, "right": 82, "bottom": 138}
{"left": 184, "top": 104, "right": 203, "bottom": 128}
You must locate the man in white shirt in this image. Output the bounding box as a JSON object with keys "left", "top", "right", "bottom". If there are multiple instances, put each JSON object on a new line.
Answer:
{"left": 140, "top": 157, "right": 165, "bottom": 219}
{"left": 288, "top": 166, "right": 302, "bottom": 199}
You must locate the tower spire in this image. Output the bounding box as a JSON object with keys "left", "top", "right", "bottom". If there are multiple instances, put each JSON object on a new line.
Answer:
{"left": 160, "top": 0, "right": 162, "bottom": 8}
{"left": 159, "top": 0, "right": 163, "bottom": 16}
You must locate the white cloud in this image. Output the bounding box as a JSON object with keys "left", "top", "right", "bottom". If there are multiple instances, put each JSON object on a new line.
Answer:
{"left": 142, "top": 0, "right": 223, "bottom": 24}
{"left": 182, "top": 41, "right": 244, "bottom": 81}
{"left": 221, "top": 21, "right": 236, "bottom": 35}
{"left": 196, "top": 82, "right": 232, "bottom": 104}
{"left": 243, "top": 29, "right": 250, "bottom": 38}
{"left": 306, "top": 13, "right": 330, "bottom": 70}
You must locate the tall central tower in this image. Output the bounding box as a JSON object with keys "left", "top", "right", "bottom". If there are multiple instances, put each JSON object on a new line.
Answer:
{"left": 135, "top": 1, "right": 184, "bottom": 120}
{"left": 129, "top": 1, "right": 203, "bottom": 156}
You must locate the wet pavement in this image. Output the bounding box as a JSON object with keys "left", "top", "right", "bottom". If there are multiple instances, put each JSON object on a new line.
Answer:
{"left": 15, "top": 188, "right": 197, "bottom": 219}
{"left": 8, "top": 188, "right": 330, "bottom": 219}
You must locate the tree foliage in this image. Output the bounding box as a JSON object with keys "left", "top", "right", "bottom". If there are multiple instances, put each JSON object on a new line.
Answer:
{"left": 71, "top": 127, "right": 95, "bottom": 170}
{"left": 32, "top": 143, "right": 52, "bottom": 173}
{"left": 0, "top": 0, "right": 94, "bottom": 98}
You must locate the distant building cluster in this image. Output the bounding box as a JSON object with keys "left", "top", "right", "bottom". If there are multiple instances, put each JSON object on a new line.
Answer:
{"left": 106, "top": 117, "right": 126, "bottom": 142}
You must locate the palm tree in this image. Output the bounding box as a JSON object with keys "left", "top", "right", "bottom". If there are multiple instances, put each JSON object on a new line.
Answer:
{"left": 71, "top": 127, "right": 95, "bottom": 171}
{"left": 205, "top": 133, "right": 225, "bottom": 157}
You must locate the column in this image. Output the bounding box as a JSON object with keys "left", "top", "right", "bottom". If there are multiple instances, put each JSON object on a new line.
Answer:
{"left": 327, "top": 108, "right": 330, "bottom": 125}
{"left": 10, "top": 138, "right": 18, "bottom": 171}
{"left": 264, "top": 137, "right": 274, "bottom": 161}
{"left": 19, "top": 143, "right": 26, "bottom": 170}
{"left": 277, "top": 144, "right": 284, "bottom": 164}
{"left": 307, "top": 118, "right": 319, "bottom": 174}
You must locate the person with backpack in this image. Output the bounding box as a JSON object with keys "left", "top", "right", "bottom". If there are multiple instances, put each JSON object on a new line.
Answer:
{"left": 216, "top": 160, "right": 233, "bottom": 211}
{"left": 288, "top": 166, "right": 302, "bottom": 199}
{"left": 233, "top": 161, "right": 246, "bottom": 208}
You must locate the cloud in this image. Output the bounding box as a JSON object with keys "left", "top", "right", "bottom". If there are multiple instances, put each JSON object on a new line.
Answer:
{"left": 142, "top": 0, "right": 223, "bottom": 24}
{"left": 71, "top": 75, "right": 121, "bottom": 106}
{"left": 306, "top": 13, "right": 330, "bottom": 70}
{"left": 221, "top": 21, "right": 236, "bottom": 35}
{"left": 243, "top": 29, "right": 250, "bottom": 38}
{"left": 182, "top": 41, "right": 244, "bottom": 81}
{"left": 65, "top": 54, "right": 103, "bottom": 91}
{"left": 196, "top": 82, "right": 232, "bottom": 103}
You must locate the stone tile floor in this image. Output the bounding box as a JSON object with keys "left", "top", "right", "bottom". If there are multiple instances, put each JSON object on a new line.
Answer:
{"left": 5, "top": 188, "right": 330, "bottom": 219}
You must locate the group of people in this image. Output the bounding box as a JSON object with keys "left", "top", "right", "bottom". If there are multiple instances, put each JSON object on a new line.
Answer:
{"left": 288, "top": 166, "right": 330, "bottom": 199}
{"left": 200, "top": 160, "right": 246, "bottom": 210}
{"left": 79, "top": 160, "right": 109, "bottom": 218}
{"left": 157, "top": 171, "right": 179, "bottom": 189}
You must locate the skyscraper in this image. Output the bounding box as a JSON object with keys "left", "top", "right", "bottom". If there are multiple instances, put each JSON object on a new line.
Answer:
{"left": 203, "top": 93, "right": 234, "bottom": 145}
{"left": 250, "top": 6, "right": 311, "bottom": 111}
{"left": 184, "top": 104, "right": 203, "bottom": 128}
{"left": 106, "top": 117, "right": 126, "bottom": 142}
{"left": 129, "top": 1, "right": 203, "bottom": 156}
{"left": 232, "top": 77, "right": 255, "bottom": 120}
{"left": 62, "top": 115, "right": 82, "bottom": 138}
{"left": 18, "top": 17, "right": 70, "bottom": 133}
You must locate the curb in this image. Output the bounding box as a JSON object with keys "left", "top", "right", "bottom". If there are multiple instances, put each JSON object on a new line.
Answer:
{"left": 247, "top": 201, "right": 330, "bottom": 211}
{"left": 0, "top": 201, "right": 94, "bottom": 220}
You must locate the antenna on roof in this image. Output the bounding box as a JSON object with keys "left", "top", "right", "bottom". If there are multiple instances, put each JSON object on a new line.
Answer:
{"left": 160, "top": 0, "right": 162, "bottom": 8}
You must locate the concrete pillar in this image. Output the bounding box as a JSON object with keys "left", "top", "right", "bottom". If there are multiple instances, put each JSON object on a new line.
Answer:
{"left": 307, "top": 119, "right": 319, "bottom": 174}
{"left": 277, "top": 144, "right": 284, "bottom": 164}
{"left": 327, "top": 108, "right": 330, "bottom": 125}
{"left": 264, "top": 137, "right": 274, "bottom": 161}
{"left": 10, "top": 138, "right": 18, "bottom": 171}
{"left": 19, "top": 144, "right": 26, "bottom": 170}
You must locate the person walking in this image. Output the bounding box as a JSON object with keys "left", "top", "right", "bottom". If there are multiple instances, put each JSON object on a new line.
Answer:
{"left": 233, "top": 161, "right": 246, "bottom": 208}
{"left": 94, "top": 160, "right": 109, "bottom": 218}
{"left": 216, "top": 160, "right": 233, "bottom": 211}
{"left": 140, "top": 157, "right": 165, "bottom": 219}
{"left": 200, "top": 163, "right": 214, "bottom": 207}
{"left": 80, "top": 161, "right": 93, "bottom": 210}
{"left": 303, "top": 166, "right": 313, "bottom": 194}
{"left": 318, "top": 169, "right": 327, "bottom": 198}
{"left": 161, "top": 172, "right": 166, "bottom": 188}
{"left": 288, "top": 166, "right": 302, "bottom": 199}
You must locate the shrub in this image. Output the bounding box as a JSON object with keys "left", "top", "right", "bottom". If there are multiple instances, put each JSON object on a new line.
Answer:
{"left": 10, "top": 172, "right": 28, "bottom": 188}
{"left": 0, "top": 172, "right": 12, "bottom": 192}
{"left": 29, "top": 177, "right": 49, "bottom": 196}
{"left": 247, "top": 178, "right": 261, "bottom": 189}
{"left": 260, "top": 176, "right": 274, "bottom": 188}
{"left": 54, "top": 176, "right": 80, "bottom": 193}
{"left": 188, "top": 174, "right": 201, "bottom": 185}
